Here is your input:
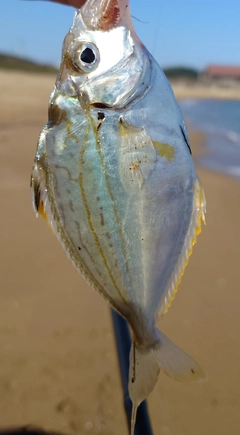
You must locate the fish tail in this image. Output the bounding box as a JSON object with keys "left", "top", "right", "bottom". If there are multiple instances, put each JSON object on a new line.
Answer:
{"left": 128, "top": 329, "right": 204, "bottom": 434}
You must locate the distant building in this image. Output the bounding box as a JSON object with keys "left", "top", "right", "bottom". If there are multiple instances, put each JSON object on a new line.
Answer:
{"left": 205, "top": 65, "right": 240, "bottom": 80}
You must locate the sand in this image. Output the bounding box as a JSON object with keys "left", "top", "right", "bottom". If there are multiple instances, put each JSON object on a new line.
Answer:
{"left": 171, "top": 79, "right": 240, "bottom": 101}
{"left": 0, "top": 70, "right": 240, "bottom": 435}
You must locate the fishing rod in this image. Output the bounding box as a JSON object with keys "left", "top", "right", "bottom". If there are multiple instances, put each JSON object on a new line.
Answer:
{"left": 111, "top": 310, "right": 153, "bottom": 435}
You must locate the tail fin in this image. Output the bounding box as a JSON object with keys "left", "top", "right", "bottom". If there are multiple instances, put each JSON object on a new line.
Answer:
{"left": 128, "top": 329, "right": 204, "bottom": 434}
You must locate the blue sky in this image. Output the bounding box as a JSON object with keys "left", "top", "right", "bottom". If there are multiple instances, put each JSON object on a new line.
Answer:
{"left": 1, "top": 0, "right": 240, "bottom": 70}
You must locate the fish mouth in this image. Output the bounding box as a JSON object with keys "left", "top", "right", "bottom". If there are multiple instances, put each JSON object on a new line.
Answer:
{"left": 81, "top": 0, "right": 130, "bottom": 31}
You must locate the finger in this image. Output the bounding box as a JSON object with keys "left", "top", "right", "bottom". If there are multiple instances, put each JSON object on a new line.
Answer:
{"left": 50, "top": 0, "right": 85, "bottom": 7}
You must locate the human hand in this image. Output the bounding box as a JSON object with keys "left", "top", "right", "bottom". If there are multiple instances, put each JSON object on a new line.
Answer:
{"left": 49, "top": 0, "right": 86, "bottom": 7}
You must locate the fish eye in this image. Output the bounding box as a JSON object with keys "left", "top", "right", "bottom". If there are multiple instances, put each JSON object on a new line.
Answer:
{"left": 81, "top": 47, "right": 95, "bottom": 64}
{"left": 72, "top": 43, "right": 99, "bottom": 73}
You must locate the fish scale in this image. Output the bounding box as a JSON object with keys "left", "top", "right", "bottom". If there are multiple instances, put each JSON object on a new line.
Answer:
{"left": 30, "top": 1, "right": 206, "bottom": 433}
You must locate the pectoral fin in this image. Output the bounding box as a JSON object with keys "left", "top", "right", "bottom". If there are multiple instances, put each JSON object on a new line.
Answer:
{"left": 118, "top": 117, "right": 156, "bottom": 193}
{"left": 30, "top": 163, "right": 53, "bottom": 231}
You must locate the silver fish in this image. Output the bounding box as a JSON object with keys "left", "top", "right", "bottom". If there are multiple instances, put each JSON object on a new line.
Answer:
{"left": 31, "top": 0, "right": 206, "bottom": 432}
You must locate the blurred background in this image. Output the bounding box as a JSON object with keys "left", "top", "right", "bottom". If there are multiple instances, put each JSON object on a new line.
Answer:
{"left": 0, "top": 1, "right": 240, "bottom": 434}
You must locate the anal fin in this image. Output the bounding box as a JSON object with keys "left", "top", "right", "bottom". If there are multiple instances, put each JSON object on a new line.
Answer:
{"left": 155, "top": 178, "right": 206, "bottom": 319}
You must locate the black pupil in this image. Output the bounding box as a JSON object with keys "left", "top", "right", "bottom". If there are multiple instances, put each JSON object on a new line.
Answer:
{"left": 80, "top": 48, "right": 95, "bottom": 64}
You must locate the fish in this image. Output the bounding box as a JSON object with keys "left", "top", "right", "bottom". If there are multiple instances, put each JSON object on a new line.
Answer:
{"left": 30, "top": 0, "right": 206, "bottom": 432}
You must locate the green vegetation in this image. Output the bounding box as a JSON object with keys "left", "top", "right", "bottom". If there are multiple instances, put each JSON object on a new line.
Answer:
{"left": 163, "top": 67, "right": 199, "bottom": 79}
{"left": 0, "top": 53, "right": 58, "bottom": 74}
{"left": 0, "top": 54, "right": 199, "bottom": 80}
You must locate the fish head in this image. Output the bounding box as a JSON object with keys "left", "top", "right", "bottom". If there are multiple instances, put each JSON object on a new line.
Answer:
{"left": 52, "top": 0, "right": 151, "bottom": 110}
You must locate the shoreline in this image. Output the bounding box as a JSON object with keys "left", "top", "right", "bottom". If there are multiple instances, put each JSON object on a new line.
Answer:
{"left": 189, "top": 128, "right": 240, "bottom": 184}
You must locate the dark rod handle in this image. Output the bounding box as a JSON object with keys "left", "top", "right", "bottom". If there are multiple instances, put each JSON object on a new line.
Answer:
{"left": 111, "top": 309, "right": 153, "bottom": 435}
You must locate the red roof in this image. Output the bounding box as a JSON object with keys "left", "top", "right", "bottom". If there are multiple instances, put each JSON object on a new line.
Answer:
{"left": 206, "top": 65, "right": 240, "bottom": 78}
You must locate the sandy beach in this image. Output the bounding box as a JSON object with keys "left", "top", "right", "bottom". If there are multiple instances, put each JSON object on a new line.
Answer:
{"left": 171, "top": 78, "right": 240, "bottom": 101}
{"left": 0, "top": 70, "right": 240, "bottom": 435}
